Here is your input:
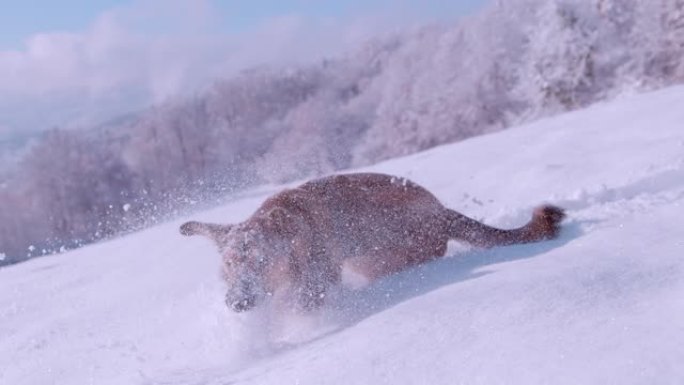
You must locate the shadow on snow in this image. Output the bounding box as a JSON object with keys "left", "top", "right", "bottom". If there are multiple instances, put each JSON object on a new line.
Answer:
{"left": 305, "top": 219, "right": 586, "bottom": 344}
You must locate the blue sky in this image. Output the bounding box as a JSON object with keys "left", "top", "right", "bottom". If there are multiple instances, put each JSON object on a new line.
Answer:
{"left": 0, "top": 0, "right": 488, "bottom": 137}
{"left": 0, "top": 0, "right": 130, "bottom": 49}
{"left": 0, "top": 0, "right": 487, "bottom": 49}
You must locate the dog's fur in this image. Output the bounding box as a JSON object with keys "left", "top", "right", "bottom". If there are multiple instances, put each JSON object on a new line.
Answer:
{"left": 180, "top": 173, "right": 565, "bottom": 312}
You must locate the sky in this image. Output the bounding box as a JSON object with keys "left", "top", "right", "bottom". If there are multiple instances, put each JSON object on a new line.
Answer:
{"left": 0, "top": 0, "right": 488, "bottom": 139}
{"left": 0, "top": 0, "right": 486, "bottom": 49}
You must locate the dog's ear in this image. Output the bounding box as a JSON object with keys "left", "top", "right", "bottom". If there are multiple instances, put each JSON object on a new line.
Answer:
{"left": 180, "top": 221, "right": 203, "bottom": 236}
{"left": 180, "top": 221, "right": 232, "bottom": 241}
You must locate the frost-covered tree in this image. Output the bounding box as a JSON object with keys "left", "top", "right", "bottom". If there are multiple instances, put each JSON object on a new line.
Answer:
{"left": 513, "top": 0, "right": 601, "bottom": 113}
{"left": 646, "top": 0, "right": 684, "bottom": 82}
{"left": 4, "top": 0, "right": 684, "bottom": 264}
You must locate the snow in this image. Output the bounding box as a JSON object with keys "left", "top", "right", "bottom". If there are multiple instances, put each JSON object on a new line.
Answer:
{"left": 2, "top": 85, "right": 684, "bottom": 384}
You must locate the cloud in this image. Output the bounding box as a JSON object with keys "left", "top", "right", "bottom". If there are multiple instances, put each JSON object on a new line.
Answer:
{"left": 0, "top": 0, "right": 420, "bottom": 134}
{"left": 0, "top": 0, "right": 219, "bottom": 99}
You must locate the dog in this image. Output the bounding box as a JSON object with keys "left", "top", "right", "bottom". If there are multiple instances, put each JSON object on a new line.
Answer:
{"left": 180, "top": 173, "right": 565, "bottom": 312}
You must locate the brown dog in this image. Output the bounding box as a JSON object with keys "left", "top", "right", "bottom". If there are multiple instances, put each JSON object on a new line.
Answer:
{"left": 180, "top": 173, "right": 565, "bottom": 312}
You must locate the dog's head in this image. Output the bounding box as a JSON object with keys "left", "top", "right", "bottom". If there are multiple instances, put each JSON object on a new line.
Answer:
{"left": 216, "top": 225, "right": 273, "bottom": 312}
{"left": 180, "top": 213, "right": 293, "bottom": 312}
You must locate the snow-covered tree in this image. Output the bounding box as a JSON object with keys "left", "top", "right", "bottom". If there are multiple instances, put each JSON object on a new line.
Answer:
{"left": 4, "top": 0, "right": 684, "bottom": 264}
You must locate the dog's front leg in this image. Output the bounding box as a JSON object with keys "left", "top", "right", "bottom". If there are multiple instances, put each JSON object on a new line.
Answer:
{"left": 295, "top": 244, "right": 340, "bottom": 311}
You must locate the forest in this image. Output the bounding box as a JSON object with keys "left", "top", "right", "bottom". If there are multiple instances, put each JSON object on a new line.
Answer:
{"left": 1, "top": 0, "right": 683, "bottom": 264}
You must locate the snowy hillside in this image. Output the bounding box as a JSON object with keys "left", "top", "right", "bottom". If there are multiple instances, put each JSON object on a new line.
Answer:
{"left": 2, "top": 85, "right": 684, "bottom": 384}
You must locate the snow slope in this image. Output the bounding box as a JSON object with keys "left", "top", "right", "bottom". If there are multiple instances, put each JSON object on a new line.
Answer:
{"left": 2, "top": 86, "right": 684, "bottom": 384}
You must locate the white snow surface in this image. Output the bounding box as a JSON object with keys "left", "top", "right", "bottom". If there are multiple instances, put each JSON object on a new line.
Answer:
{"left": 2, "top": 86, "right": 684, "bottom": 384}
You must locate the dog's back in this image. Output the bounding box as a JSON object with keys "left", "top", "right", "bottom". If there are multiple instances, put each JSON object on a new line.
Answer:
{"left": 255, "top": 173, "right": 451, "bottom": 278}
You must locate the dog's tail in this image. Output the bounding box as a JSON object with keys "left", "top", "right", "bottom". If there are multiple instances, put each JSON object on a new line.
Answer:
{"left": 444, "top": 205, "right": 565, "bottom": 248}
{"left": 179, "top": 221, "right": 231, "bottom": 241}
